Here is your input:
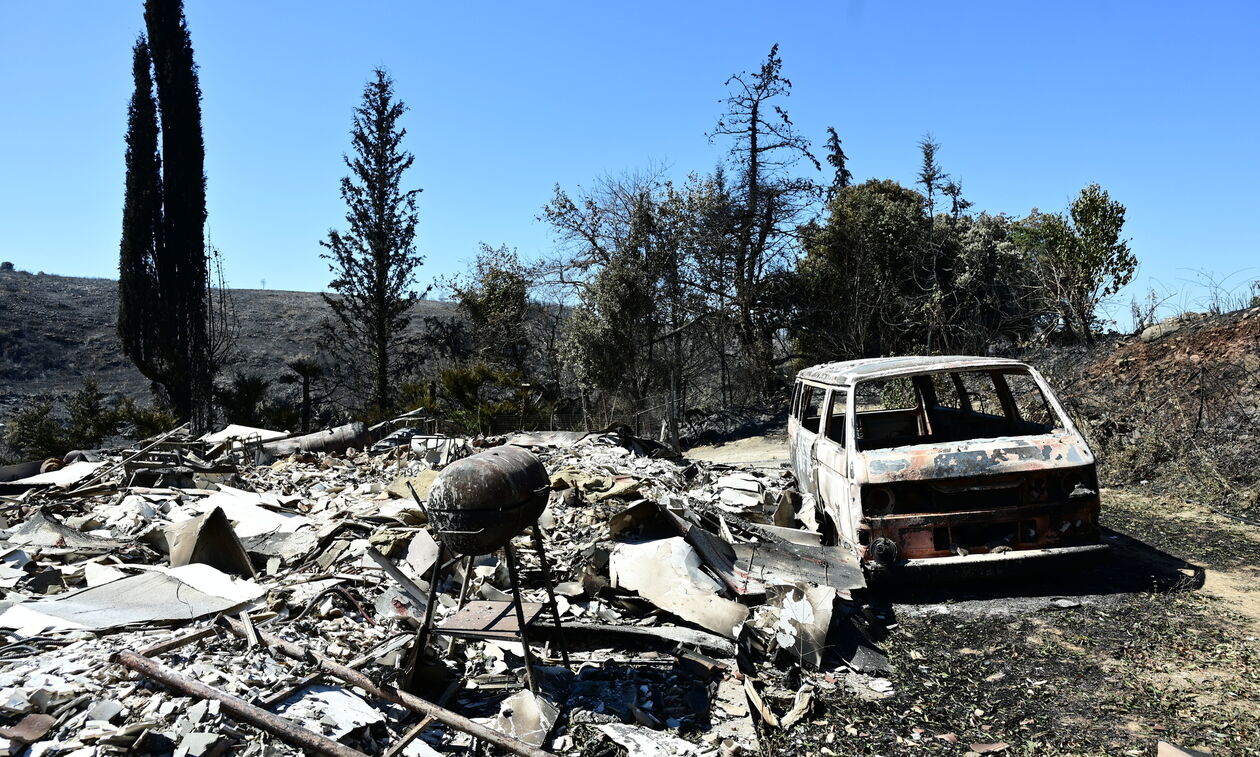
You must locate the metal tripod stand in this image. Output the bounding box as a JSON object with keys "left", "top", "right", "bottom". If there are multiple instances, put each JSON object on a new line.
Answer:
{"left": 405, "top": 524, "right": 571, "bottom": 695}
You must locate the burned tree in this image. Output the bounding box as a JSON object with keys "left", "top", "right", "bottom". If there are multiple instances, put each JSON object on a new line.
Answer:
{"left": 321, "top": 69, "right": 424, "bottom": 417}
{"left": 710, "top": 44, "right": 820, "bottom": 395}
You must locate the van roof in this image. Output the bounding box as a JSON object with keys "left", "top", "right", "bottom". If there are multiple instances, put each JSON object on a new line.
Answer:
{"left": 796, "top": 355, "right": 1030, "bottom": 386}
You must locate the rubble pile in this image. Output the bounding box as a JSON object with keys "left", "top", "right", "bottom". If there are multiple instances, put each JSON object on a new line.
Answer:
{"left": 0, "top": 423, "right": 890, "bottom": 756}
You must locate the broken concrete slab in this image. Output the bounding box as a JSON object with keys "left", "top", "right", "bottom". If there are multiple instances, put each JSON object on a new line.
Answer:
{"left": 0, "top": 712, "right": 56, "bottom": 744}
{"left": 6, "top": 509, "right": 123, "bottom": 551}
{"left": 1157, "top": 741, "right": 1213, "bottom": 757}
{"left": 192, "top": 488, "right": 311, "bottom": 539}
{"left": 387, "top": 469, "right": 439, "bottom": 500}
{"left": 275, "top": 685, "right": 386, "bottom": 740}
{"left": 597, "top": 722, "right": 716, "bottom": 756}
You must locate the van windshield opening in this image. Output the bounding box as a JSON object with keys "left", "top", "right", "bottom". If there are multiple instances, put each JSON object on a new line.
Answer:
{"left": 854, "top": 369, "right": 1065, "bottom": 451}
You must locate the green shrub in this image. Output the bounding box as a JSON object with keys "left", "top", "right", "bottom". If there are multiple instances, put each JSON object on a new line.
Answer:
{"left": 66, "top": 378, "right": 118, "bottom": 447}
{"left": 215, "top": 371, "right": 272, "bottom": 427}
{"left": 114, "top": 397, "right": 178, "bottom": 439}
{"left": 2, "top": 397, "right": 71, "bottom": 460}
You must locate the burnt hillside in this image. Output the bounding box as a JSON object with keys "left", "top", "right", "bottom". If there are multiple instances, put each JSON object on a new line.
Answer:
{"left": 1026, "top": 306, "right": 1260, "bottom": 518}
{"left": 0, "top": 268, "right": 456, "bottom": 418}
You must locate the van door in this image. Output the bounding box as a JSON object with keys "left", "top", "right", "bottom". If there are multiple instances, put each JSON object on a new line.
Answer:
{"left": 814, "top": 388, "right": 851, "bottom": 538}
{"left": 787, "top": 380, "right": 803, "bottom": 441}
{"left": 790, "top": 383, "right": 826, "bottom": 497}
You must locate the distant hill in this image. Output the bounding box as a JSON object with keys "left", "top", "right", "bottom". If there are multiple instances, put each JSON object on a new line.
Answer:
{"left": 0, "top": 268, "right": 456, "bottom": 419}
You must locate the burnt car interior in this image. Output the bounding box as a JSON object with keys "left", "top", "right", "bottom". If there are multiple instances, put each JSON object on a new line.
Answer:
{"left": 855, "top": 369, "right": 1063, "bottom": 451}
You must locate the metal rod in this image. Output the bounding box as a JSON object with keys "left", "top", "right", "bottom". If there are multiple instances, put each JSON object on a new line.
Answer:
{"left": 503, "top": 541, "right": 538, "bottom": 694}
{"left": 137, "top": 627, "right": 218, "bottom": 658}
{"left": 455, "top": 555, "right": 474, "bottom": 611}
{"left": 136, "top": 611, "right": 277, "bottom": 658}
{"left": 382, "top": 678, "right": 461, "bottom": 757}
{"left": 257, "top": 633, "right": 412, "bottom": 710}
{"left": 403, "top": 540, "right": 446, "bottom": 693}
{"left": 366, "top": 546, "right": 430, "bottom": 609}
{"left": 530, "top": 529, "right": 571, "bottom": 670}
{"left": 447, "top": 555, "right": 474, "bottom": 661}
{"left": 113, "top": 650, "right": 367, "bottom": 757}
{"left": 220, "top": 620, "right": 556, "bottom": 757}
{"left": 238, "top": 611, "right": 260, "bottom": 648}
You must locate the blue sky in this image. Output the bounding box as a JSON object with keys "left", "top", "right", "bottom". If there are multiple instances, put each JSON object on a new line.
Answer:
{"left": 1, "top": 1, "right": 1256, "bottom": 320}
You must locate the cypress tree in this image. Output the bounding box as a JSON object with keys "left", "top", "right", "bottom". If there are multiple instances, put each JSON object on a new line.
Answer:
{"left": 824, "top": 126, "right": 853, "bottom": 202}
{"left": 145, "top": 0, "right": 209, "bottom": 426}
{"left": 118, "top": 37, "right": 164, "bottom": 380}
{"left": 117, "top": 0, "right": 211, "bottom": 428}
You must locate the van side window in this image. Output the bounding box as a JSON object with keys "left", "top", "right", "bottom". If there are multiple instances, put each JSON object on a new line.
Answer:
{"left": 927, "top": 372, "right": 964, "bottom": 409}
{"left": 824, "top": 390, "right": 847, "bottom": 444}
{"left": 791, "top": 382, "right": 803, "bottom": 419}
{"left": 800, "top": 385, "right": 825, "bottom": 434}
{"left": 958, "top": 371, "right": 1004, "bottom": 417}
{"left": 856, "top": 377, "right": 916, "bottom": 411}
{"left": 854, "top": 377, "right": 922, "bottom": 448}
{"left": 1001, "top": 371, "right": 1060, "bottom": 431}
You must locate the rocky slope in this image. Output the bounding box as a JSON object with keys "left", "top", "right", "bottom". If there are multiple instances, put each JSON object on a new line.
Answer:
{"left": 0, "top": 268, "right": 455, "bottom": 419}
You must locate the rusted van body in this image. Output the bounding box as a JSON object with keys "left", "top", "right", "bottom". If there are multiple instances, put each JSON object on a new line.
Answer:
{"left": 788, "top": 356, "right": 1108, "bottom": 572}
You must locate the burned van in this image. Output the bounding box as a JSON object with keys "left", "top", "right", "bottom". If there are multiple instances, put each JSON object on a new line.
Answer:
{"left": 788, "top": 356, "right": 1107, "bottom": 572}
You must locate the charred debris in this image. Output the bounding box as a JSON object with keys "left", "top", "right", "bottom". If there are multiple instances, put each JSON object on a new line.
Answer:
{"left": 0, "top": 416, "right": 1005, "bottom": 756}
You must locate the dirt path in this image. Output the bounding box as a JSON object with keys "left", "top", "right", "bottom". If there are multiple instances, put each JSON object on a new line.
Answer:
{"left": 684, "top": 433, "right": 790, "bottom": 468}
{"left": 1103, "top": 487, "right": 1260, "bottom": 632}
{"left": 1204, "top": 568, "right": 1260, "bottom": 634}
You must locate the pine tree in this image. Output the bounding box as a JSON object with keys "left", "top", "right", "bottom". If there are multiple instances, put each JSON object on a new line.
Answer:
{"left": 916, "top": 133, "right": 946, "bottom": 215}
{"left": 824, "top": 126, "right": 853, "bottom": 201}
{"left": 321, "top": 69, "right": 424, "bottom": 417}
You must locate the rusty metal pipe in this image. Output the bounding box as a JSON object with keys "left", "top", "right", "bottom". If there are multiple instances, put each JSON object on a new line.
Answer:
{"left": 113, "top": 650, "right": 367, "bottom": 757}
{"left": 221, "top": 619, "right": 556, "bottom": 757}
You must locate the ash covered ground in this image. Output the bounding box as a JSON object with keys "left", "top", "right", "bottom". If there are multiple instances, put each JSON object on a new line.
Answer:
{"left": 0, "top": 421, "right": 1256, "bottom": 757}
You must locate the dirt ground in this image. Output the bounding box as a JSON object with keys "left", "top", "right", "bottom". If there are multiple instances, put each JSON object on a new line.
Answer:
{"left": 685, "top": 431, "right": 791, "bottom": 468}
{"left": 686, "top": 436, "right": 1260, "bottom": 756}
